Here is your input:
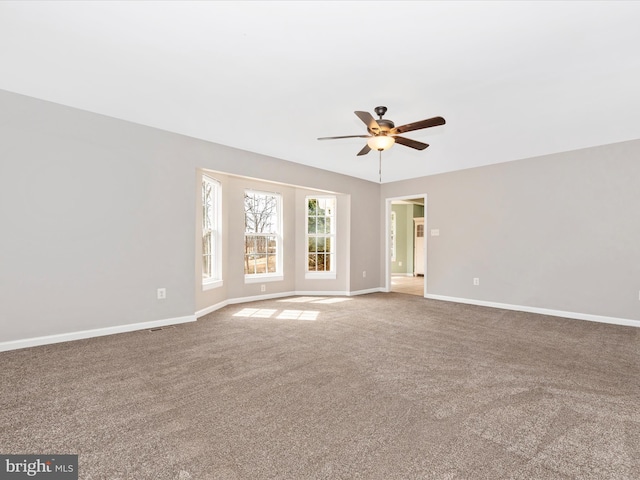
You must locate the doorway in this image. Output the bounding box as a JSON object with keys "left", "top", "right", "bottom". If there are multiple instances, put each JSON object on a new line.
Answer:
{"left": 386, "top": 195, "right": 426, "bottom": 296}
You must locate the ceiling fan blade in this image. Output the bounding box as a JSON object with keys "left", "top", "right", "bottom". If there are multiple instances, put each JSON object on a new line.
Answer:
{"left": 390, "top": 116, "right": 445, "bottom": 135}
{"left": 354, "top": 111, "right": 381, "bottom": 134}
{"left": 357, "top": 144, "right": 371, "bottom": 156}
{"left": 318, "top": 134, "right": 371, "bottom": 140}
{"left": 393, "top": 136, "right": 429, "bottom": 150}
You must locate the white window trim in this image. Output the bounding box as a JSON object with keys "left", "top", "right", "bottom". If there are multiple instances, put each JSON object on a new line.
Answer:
{"left": 202, "top": 174, "right": 223, "bottom": 290}
{"left": 244, "top": 190, "right": 283, "bottom": 283}
{"left": 305, "top": 195, "right": 337, "bottom": 280}
{"left": 202, "top": 279, "right": 223, "bottom": 291}
{"left": 305, "top": 271, "right": 336, "bottom": 280}
{"left": 245, "top": 274, "right": 284, "bottom": 284}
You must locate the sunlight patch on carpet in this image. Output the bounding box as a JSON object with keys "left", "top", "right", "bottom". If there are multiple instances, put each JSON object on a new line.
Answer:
{"left": 276, "top": 310, "right": 319, "bottom": 321}
{"left": 232, "top": 308, "right": 319, "bottom": 321}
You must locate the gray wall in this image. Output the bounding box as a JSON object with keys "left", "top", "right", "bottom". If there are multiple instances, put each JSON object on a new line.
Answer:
{"left": 0, "top": 90, "right": 380, "bottom": 343}
{"left": 382, "top": 140, "right": 640, "bottom": 321}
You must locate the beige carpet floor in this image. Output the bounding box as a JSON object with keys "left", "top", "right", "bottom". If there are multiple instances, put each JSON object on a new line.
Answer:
{"left": 1, "top": 293, "right": 639, "bottom": 479}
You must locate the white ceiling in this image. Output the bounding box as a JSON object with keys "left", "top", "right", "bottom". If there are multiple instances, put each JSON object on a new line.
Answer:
{"left": 1, "top": 1, "right": 640, "bottom": 183}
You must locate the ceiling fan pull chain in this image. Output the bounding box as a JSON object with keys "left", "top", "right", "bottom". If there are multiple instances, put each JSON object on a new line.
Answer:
{"left": 379, "top": 150, "right": 382, "bottom": 183}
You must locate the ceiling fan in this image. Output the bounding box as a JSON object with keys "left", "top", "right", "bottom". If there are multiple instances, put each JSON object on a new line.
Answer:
{"left": 318, "top": 106, "right": 446, "bottom": 156}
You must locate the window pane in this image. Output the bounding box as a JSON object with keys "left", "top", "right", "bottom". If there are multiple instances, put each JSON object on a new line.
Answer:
{"left": 317, "top": 237, "right": 325, "bottom": 253}
{"left": 203, "top": 254, "right": 211, "bottom": 278}
{"left": 308, "top": 217, "right": 316, "bottom": 234}
{"left": 308, "top": 254, "right": 317, "bottom": 271}
{"left": 244, "top": 255, "right": 255, "bottom": 275}
{"left": 325, "top": 217, "right": 332, "bottom": 234}
{"left": 326, "top": 253, "right": 332, "bottom": 271}
{"left": 254, "top": 254, "right": 267, "bottom": 274}
{"left": 326, "top": 237, "right": 332, "bottom": 253}
{"left": 317, "top": 254, "right": 325, "bottom": 271}
{"left": 203, "top": 226, "right": 212, "bottom": 278}
{"left": 267, "top": 236, "right": 277, "bottom": 254}
{"left": 256, "top": 236, "right": 267, "bottom": 253}
{"left": 267, "top": 255, "right": 276, "bottom": 273}
{"left": 245, "top": 236, "right": 257, "bottom": 254}
{"left": 308, "top": 198, "right": 317, "bottom": 215}
{"left": 245, "top": 192, "right": 278, "bottom": 234}
{"left": 308, "top": 237, "right": 316, "bottom": 253}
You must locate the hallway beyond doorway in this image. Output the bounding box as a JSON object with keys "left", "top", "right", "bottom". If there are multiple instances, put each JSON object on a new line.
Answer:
{"left": 391, "top": 275, "right": 424, "bottom": 296}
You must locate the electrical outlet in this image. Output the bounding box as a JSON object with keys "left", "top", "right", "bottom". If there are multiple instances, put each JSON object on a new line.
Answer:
{"left": 431, "top": 229, "right": 440, "bottom": 236}
{"left": 399, "top": 261, "right": 402, "bottom": 267}
{"left": 362, "top": 271, "right": 367, "bottom": 278}
{"left": 157, "top": 288, "right": 166, "bottom": 300}
{"left": 261, "top": 284, "right": 266, "bottom": 292}
{"left": 473, "top": 278, "right": 480, "bottom": 286}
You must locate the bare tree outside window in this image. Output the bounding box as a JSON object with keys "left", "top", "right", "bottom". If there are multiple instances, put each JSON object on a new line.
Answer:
{"left": 244, "top": 191, "right": 280, "bottom": 275}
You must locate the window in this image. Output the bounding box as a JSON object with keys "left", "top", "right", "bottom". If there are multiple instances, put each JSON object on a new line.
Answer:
{"left": 202, "top": 175, "right": 222, "bottom": 290}
{"left": 244, "top": 190, "right": 282, "bottom": 282}
{"left": 306, "top": 196, "right": 336, "bottom": 279}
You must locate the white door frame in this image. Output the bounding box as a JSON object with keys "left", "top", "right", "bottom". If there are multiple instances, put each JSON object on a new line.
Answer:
{"left": 384, "top": 194, "right": 428, "bottom": 297}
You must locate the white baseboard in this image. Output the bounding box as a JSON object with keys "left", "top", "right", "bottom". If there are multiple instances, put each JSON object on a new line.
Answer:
{"left": 195, "top": 300, "right": 231, "bottom": 319}
{"left": 425, "top": 294, "right": 640, "bottom": 328}
{"left": 348, "top": 287, "right": 385, "bottom": 296}
{"left": 0, "top": 315, "right": 196, "bottom": 353}
{"left": 295, "top": 290, "right": 349, "bottom": 297}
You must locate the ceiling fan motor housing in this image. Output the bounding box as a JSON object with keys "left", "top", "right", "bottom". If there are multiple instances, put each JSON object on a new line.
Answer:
{"left": 374, "top": 119, "right": 395, "bottom": 134}
{"left": 371, "top": 106, "right": 394, "bottom": 135}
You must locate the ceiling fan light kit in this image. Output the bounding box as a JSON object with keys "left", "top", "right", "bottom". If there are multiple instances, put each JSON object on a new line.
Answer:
{"left": 367, "top": 134, "right": 395, "bottom": 151}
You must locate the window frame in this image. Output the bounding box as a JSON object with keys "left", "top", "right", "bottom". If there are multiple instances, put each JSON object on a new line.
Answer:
{"left": 202, "top": 174, "right": 223, "bottom": 291}
{"left": 244, "top": 190, "right": 283, "bottom": 283}
{"left": 305, "top": 195, "right": 337, "bottom": 280}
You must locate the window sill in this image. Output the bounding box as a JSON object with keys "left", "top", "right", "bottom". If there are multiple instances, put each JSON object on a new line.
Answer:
{"left": 305, "top": 272, "right": 337, "bottom": 280}
{"left": 245, "top": 274, "right": 283, "bottom": 284}
{"left": 202, "top": 279, "right": 223, "bottom": 291}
